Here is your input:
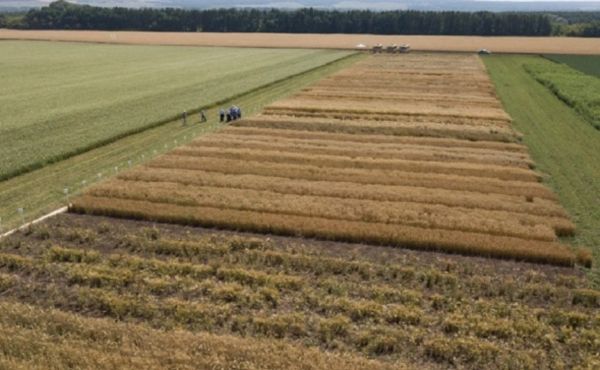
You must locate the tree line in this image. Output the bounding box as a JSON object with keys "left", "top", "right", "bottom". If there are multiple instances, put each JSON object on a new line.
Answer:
{"left": 12, "top": 0, "right": 555, "bottom": 36}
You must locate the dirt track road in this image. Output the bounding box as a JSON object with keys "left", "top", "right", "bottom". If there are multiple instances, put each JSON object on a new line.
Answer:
{"left": 1, "top": 29, "right": 600, "bottom": 54}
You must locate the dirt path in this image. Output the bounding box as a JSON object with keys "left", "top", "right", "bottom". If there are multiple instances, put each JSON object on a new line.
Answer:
{"left": 2, "top": 29, "right": 600, "bottom": 54}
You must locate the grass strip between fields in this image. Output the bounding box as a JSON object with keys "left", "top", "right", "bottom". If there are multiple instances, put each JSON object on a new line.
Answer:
{"left": 483, "top": 55, "right": 600, "bottom": 285}
{"left": 0, "top": 53, "right": 363, "bottom": 233}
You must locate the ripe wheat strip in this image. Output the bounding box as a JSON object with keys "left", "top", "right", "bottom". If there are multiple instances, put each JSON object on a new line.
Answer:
{"left": 258, "top": 109, "right": 514, "bottom": 128}
{"left": 190, "top": 136, "right": 534, "bottom": 169}
{"left": 261, "top": 107, "right": 512, "bottom": 127}
{"left": 255, "top": 111, "right": 513, "bottom": 129}
{"left": 86, "top": 180, "right": 562, "bottom": 240}
{"left": 299, "top": 90, "right": 503, "bottom": 107}
{"left": 308, "top": 82, "right": 495, "bottom": 97}
{"left": 314, "top": 75, "right": 495, "bottom": 88}
{"left": 169, "top": 147, "right": 541, "bottom": 183}
{"left": 268, "top": 100, "right": 511, "bottom": 122}
{"left": 303, "top": 86, "right": 497, "bottom": 100}
{"left": 333, "top": 71, "right": 488, "bottom": 79}
{"left": 232, "top": 118, "right": 520, "bottom": 146}
{"left": 118, "top": 168, "right": 568, "bottom": 219}
{"left": 221, "top": 126, "right": 528, "bottom": 153}
{"left": 212, "top": 129, "right": 531, "bottom": 161}
{"left": 295, "top": 93, "right": 502, "bottom": 109}
{"left": 147, "top": 156, "right": 558, "bottom": 200}
{"left": 71, "top": 196, "right": 579, "bottom": 267}
{"left": 116, "top": 169, "right": 574, "bottom": 234}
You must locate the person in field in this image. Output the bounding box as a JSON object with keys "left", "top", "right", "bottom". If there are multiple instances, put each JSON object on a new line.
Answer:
{"left": 219, "top": 108, "right": 225, "bottom": 122}
{"left": 200, "top": 110, "right": 207, "bottom": 123}
{"left": 182, "top": 111, "right": 188, "bottom": 126}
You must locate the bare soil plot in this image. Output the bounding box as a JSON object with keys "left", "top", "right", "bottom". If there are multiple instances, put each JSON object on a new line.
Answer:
{"left": 2, "top": 29, "right": 600, "bottom": 54}
{"left": 72, "top": 53, "right": 591, "bottom": 267}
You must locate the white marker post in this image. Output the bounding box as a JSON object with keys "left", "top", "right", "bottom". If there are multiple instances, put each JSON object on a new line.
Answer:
{"left": 17, "top": 208, "right": 24, "bottom": 226}
{"left": 63, "top": 188, "right": 70, "bottom": 205}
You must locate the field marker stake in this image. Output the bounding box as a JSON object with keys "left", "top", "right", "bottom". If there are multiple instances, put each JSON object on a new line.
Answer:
{"left": 63, "top": 188, "right": 70, "bottom": 205}
{"left": 17, "top": 208, "right": 25, "bottom": 226}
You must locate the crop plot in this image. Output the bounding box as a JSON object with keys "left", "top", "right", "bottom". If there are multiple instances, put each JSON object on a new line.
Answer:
{"left": 0, "top": 41, "right": 351, "bottom": 181}
{"left": 72, "top": 53, "right": 591, "bottom": 267}
{"left": 0, "top": 214, "right": 598, "bottom": 369}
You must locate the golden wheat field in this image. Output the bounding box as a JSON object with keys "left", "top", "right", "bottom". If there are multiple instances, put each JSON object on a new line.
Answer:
{"left": 71, "top": 53, "right": 591, "bottom": 268}
{"left": 2, "top": 30, "right": 600, "bottom": 54}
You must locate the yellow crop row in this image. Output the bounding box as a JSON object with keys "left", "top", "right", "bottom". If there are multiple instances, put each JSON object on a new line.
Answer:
{"left": 169, "top": 146, "right": 541, "bottom": 182}
{"left": 87, "top": 179, "right": 573, "bottom": 240}
{"left": 148, "top": 156, "right": 558, "bottom": 200}
{"left": 70, "top": 196, "right": 584, "bottom": 267}
{"left": 236, "top": 115, "right": 519, "bottom": 142}
{"left": 118, "top": 167, "right": 568, "bottom": 218}
{"left": 190, "top": 135, "right": 534, "bottom": 169}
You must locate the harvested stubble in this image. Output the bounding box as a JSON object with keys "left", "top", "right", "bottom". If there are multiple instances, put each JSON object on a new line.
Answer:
{"left": 72, "top": 53, "right": 590, "bottom": 267}
{"left": 0, "top": 301, "right": 397, "bottom": 370}
{"left": 2, "top": 215, "right": 598, "bottom": 368}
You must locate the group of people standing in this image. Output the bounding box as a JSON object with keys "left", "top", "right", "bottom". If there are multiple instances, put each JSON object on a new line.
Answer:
{"left": 181, "top": 105, "right": 242, "bottom": 126}
{"left": 220, "top": 106, "right": 242, "bottom": 123}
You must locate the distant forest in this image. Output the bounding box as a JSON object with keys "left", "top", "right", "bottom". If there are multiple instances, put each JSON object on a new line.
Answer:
{"left": 1, "top": 0, "right": 599, "bottom": 37}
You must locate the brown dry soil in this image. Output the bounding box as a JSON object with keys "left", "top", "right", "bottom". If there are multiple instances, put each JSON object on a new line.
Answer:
{"left": 0, "top": 213, "right": 598, "bottom": 369}
{"left": 2, "top": 29, "right": 600, "bottom": 54}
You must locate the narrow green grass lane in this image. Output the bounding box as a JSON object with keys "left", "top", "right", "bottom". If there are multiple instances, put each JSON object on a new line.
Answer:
{"left": 484, "top": 55, "right": 600, "bottom": 284}
{"left": 544, "top": 54, "right": 600, "bottom": 78}
{"left": 0, "top": 53, "right": 364, "bottom": 234}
